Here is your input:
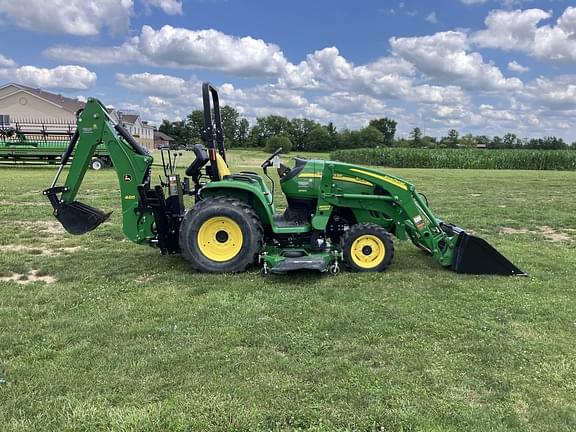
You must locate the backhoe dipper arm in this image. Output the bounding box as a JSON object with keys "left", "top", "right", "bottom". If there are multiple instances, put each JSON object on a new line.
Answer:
{"left": 44, "top": 98, "right": 155, "bottom": 244}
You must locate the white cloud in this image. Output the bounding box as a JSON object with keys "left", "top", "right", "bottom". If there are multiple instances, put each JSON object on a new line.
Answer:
{"left": 316, "top": 92, "right": 387, "bottom": 114}
{"left": 390, "top": 31, "right": 523, "bottom": 91}
{"left": 472, "top": 7, "right": 576, "bottom": 63}
{"left": 142, "top": 0, "right": 182, "bottom": 15}
{"left": 507, "top": 60, "right": 530, "bottom": 73}
{"left": 46, "top": 25, "right": 289, "bottom": 77}
{"left": 0, "top": 65, "right": 97, "bottom": 89}
{"left": 425, "top": 12, "right": 438, "bottom": 24}
{"left": 519, "top": 75, "right": 576, "bottom": 110}
{"left": 137, "top": 25, "right": 288, "bottom": 76}
{"left": 0, "top": 53, "right": 16, "bottom": 67}
{"left": 45, "top": 39, "right": 141, "bottom": 66}
{"left": 0, "top": 0, "right": 133, "bottom": 36}
{"left": 116, "top": 72, "right": 190, "bottom": 97}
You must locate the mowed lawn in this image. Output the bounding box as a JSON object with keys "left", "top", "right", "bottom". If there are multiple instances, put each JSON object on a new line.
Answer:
{"left": 0, "top": 149, "right": 575, "bottom": 431}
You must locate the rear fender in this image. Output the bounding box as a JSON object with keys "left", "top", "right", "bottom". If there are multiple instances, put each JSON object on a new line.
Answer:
{"left": 199, "top": 182, "right": 274, "bottom": 226}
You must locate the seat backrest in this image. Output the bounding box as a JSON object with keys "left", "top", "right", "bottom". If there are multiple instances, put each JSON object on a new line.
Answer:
{"left": 185, "top": 144, "right": 209, "bottom": 178}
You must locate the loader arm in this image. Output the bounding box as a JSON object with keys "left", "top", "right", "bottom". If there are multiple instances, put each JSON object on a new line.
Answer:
{"left": 43, "top": 98, "right": 156, "bottom": 245}
{"left": 317, "top": 161, "right": 525, "bottom": 275}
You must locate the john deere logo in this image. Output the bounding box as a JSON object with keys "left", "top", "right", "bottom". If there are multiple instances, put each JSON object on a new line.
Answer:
{"left": 124, "top": 174, "right": 132, "bottom": 182}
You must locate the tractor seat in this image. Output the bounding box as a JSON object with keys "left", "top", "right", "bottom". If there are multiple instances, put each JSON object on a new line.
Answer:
{"left": 185, "top": 144, "right": 209, "bottom": 180}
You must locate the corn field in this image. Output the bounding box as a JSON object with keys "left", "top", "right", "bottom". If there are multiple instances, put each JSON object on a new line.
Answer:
{"left": 330, "top": 148, "right": 576, "bottom": 170}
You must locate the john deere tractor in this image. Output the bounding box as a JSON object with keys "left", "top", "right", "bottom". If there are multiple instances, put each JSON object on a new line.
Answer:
{"left": 44, "top": 83, "right": 524, "bottom": 276}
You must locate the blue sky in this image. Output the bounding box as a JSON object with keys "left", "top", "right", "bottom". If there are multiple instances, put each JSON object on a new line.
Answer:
{"left": 0, "top": 0, "right": 574, "bottom": 141}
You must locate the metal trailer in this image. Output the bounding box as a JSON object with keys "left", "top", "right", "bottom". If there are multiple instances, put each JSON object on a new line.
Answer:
{"left": 0, "top": 118, "right": 111, "bottom": 169}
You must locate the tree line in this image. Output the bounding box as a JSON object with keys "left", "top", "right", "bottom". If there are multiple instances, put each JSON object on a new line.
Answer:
{"left": 159, "top": 106, "right": 576, "bottom": 152}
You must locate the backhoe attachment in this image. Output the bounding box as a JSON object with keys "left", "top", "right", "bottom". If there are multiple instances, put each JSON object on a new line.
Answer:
{"left": 44, "top": 186, "right": 111, "bottom": 235}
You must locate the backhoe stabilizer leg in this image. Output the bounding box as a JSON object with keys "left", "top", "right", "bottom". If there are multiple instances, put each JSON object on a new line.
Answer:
{"left": 43, "top": 187, "right": 111, "bottom": 235}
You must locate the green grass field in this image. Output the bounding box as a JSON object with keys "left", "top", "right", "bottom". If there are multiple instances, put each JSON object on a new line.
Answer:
{"left": 1, "top": 149, "right": 575, "bottom": 431}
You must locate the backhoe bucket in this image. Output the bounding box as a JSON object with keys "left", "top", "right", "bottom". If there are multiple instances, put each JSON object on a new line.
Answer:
{"left": 452, "top": 232, "right": 526, "bottom": 276}
{"left": 53, "top": 201, "right": 111, "bottom": 235}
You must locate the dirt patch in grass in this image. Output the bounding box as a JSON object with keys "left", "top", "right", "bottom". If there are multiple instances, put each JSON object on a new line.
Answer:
{"left": 14, "top": 220, "right": 65, "bottom": 236}
{"left": 0, "top": 200, "right": 47, "bottom": 206}
{"left": 538, "top": 226, "right": 571, "bottom": 242}
{"left": 0, "top": 244, "right": 84, "bottom": 256}
{"left": 135, "top": 273, "right": 157, "bottom": 283}
{"left": 500, "top": 226, "right": 572, "bottom": 242}
{"left": 509, "top": 321, "right": 537, "bottom": 340}
{"left": 0, "top": 270, "right": 57, "bottom": 285}
{"left": 501, "top": 227, "right": 530, "bottom": 235}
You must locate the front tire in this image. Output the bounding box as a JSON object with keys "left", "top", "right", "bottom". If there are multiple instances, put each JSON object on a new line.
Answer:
{"left": 179, "top": 197, "right": 263, "bottom": 273}
{"left": 341, "top": 223, "right": 394, "bottom": 272}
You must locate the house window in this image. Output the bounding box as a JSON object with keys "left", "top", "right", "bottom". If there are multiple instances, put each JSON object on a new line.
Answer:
{"left": 0, "top": 114, "right": 9, "bottom": 127}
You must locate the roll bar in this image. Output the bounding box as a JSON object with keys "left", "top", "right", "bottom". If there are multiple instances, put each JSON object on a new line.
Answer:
{"left": 201, "top": 82, "right": 227, "bottom": 181}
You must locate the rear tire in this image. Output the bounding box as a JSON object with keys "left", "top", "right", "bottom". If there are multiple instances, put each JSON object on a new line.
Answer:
{"left": 341, "top": 223, "right": 394, "bottom": 272}
{"left": 179, "top": 197, "right": 264, "bottom": 273}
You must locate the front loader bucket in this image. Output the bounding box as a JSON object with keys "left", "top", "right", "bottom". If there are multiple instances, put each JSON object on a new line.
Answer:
{"left": 452, "top": 232, "right": 526, "bottom": 276}
{"left": 53, "top": 201, "right": 111, "bottom": 235}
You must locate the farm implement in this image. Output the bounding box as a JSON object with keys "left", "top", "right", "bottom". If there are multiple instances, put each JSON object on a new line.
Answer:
{"left": 0, "top": 118, "right": 111, "bottom": 169}
{"left": 44, "top": 83, "right": 525, "bottom": 276}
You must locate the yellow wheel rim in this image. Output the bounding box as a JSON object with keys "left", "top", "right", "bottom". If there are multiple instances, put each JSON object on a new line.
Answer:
{"left": 197, "top": 216, "right": 243, "bottom": 262}
{"left": 350, "top": 234, "right": 386, "bottom": 269}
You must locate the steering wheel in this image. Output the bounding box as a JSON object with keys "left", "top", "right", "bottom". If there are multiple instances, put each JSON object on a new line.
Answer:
{"left": 260, "top": 147, "right": 283, "bottom": 170}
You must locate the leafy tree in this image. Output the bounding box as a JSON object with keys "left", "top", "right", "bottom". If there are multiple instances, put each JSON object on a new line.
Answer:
{"left": 369, "top": 118, "right": 397, "bottom": 146}
{"left": 459, "top": 133, "right": 476, "bottom": 148}
{"left": 265, "top": 135, "right": 293, "bottom": 153}
{"left": 502, "top": 132, "right": 521, "bottom": 149}
{"left": 441, "top": 129, "right": 460, "bottom": 148}
{"left": 489, "top": 136, "right": 504, "bottom": 149}
{"left": 158, "top": 120, "right": 190, "bottom": 146}
{"left": 336, "top": 129, "right": 353, "bottom": 149}
{"left": 475, "top": 135, "right": 490, "bottom": 148}
{"left": 248, "top": 115, "right": 293, "bottom": 147}
{"left": 236, "top": 118, "right": 250, "bottom": 147}
{"left": 421, "top": 136, "right": 437, "bottom": 148}
{"left": 186, "top": 110, "right": 205, "bottom": 142}
{"left": 357, "top": 126, "right": 385, "bottom": 148}
{"left": 409, "top": 127, "right": 423, "bottom": 147}
{"left": 325, "top": 122, "right": 337, "bottom": 138}
{"left": 307, "top": 126, "right": 333, "bottom": 151}
{"left": 290, "top": 118, "right": 320, "bottom": 151}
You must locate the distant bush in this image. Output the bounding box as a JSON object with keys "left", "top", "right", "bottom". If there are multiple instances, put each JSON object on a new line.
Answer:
{"left": 265, "top": 135, "right": 293, "bottom": 153}
{"left": 330, "top": 148, "right": 576, "bottom": 171}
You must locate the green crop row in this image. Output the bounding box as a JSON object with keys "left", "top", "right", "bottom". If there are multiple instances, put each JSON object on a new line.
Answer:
{"left": 330, "top": 148, "right": 576, "bottom": 170}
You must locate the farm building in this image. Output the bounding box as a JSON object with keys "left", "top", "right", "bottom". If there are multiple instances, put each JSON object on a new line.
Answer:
{"left": 107, "top": 109, "right": 155, "bottom": 150}
{"left": 0, "top": 83, "right": 84, "bottom": 123}
{"left": 154, "top": 131, "right": 175, "bottom": 149}
{"left": 0, "top": 82, "right": 155, "bottom": 150}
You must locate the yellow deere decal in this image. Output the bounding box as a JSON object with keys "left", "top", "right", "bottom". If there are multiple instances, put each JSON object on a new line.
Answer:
{"left": 333, "top": 174, "right": 373, "bottom": 186}
{"left": 298, "top": 173, "right": 322, "bottom": 178}
{"left": 318, "top": 205, "right": 331, "bottom": 211}
{"left": 349, "top": 168, "right": 408, "bottom": 190}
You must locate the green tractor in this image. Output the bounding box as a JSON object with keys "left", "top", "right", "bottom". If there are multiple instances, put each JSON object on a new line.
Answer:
{"left": 44, "top": 83, "right": 524, "bottom": 276}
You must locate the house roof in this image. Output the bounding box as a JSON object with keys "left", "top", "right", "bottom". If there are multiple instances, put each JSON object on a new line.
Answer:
{"left": 0, "top": 83, "right": 85, "bottom": 113}
{"left": 121, "top": 114, "right": 139, "bottom": 124}
{"left": 154, "top": 131, "right": 175, "bottom": 141}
